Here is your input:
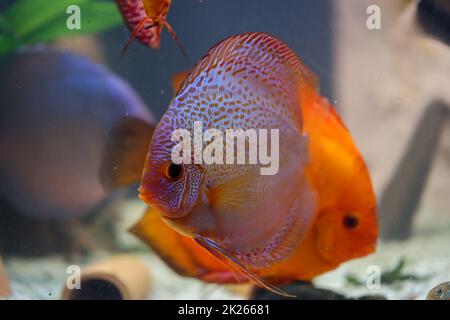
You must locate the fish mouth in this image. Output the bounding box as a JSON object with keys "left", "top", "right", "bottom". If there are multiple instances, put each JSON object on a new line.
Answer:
{"left": 138, "top": 185, "right": 153, "bottom": 205}
{"left": 138, "top": 185, "right": 186, "bottom": 218}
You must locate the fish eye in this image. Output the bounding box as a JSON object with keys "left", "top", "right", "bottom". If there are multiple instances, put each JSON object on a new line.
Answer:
{"left": 165, "top": 162, "right": 183, "bottom": 180}
{"left": 343, "top": 213, "right": 359, "bottom": 229}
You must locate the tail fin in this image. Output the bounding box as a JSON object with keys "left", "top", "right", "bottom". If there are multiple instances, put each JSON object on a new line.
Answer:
{"left": 120, "top": 18, "right": 187, "bottom": 58}
{"left": 120, "top": 17, "right": 156, "bottom": 57}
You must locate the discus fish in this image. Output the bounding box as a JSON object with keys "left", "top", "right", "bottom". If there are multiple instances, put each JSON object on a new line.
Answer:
{"left": 0, "top": 49, "right": 154, "bottom": 219}
{"left": 156, "top": 52, "right": 378, "bottom": 282}
{"left": 115, "top": 0, "right": 185, "bottom": 56}
{"left": 102, "top": 33, "right": 377, "bottom": 293}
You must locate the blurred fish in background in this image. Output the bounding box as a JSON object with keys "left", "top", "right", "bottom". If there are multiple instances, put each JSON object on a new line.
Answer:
{"left": 0, "top": 49, "right": 153, "bottom": 219}
{"left": 0, "top": 48, "right": 155, "bottom": 254}
{"left": 0, "top": 0, "right": 157, "bottom": 255}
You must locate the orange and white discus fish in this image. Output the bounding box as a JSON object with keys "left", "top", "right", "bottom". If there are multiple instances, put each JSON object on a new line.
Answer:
{"left": 102, "top": 32, "right": 378, "bottom": 295}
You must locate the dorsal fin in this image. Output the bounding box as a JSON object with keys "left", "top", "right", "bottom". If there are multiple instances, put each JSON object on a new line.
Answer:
{"left": 179, "top": 32, "right": 317, "bottom": 95}
{"left": 177, "top": 33, "right": 318, "bottom": 129}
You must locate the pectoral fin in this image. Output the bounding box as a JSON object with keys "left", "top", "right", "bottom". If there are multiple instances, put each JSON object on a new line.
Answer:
{"left": 100, "top": 117, "right": 154, "bottom": 190}
{"left": 130, "top": 207, "right": 234, "bottom": 281}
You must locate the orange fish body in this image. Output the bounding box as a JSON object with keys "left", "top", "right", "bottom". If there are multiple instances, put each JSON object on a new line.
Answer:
{"left": 128, "top": 33, "right": 377, "bottom": 290}
{"left": 242, "top": 84, "right": 378, "bottom": 282}
{"left": 299, "top": 83, "right": 378, "bottom": 270}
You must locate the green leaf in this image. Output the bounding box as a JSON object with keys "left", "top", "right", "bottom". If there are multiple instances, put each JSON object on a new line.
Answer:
{"left": 22, "top": 2, "right": 122, "bottom": 45}
{"left": 3, "top": 0, "right": 88, "bottom": 38}
{"left": 0, "top": 14, "right": 12, "bottom": 34}
{"left": 0, "top": 36, "right": 17, "bottom": 55}
{"left": 0, "top": 1, "right": 122, "bottom": 56}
